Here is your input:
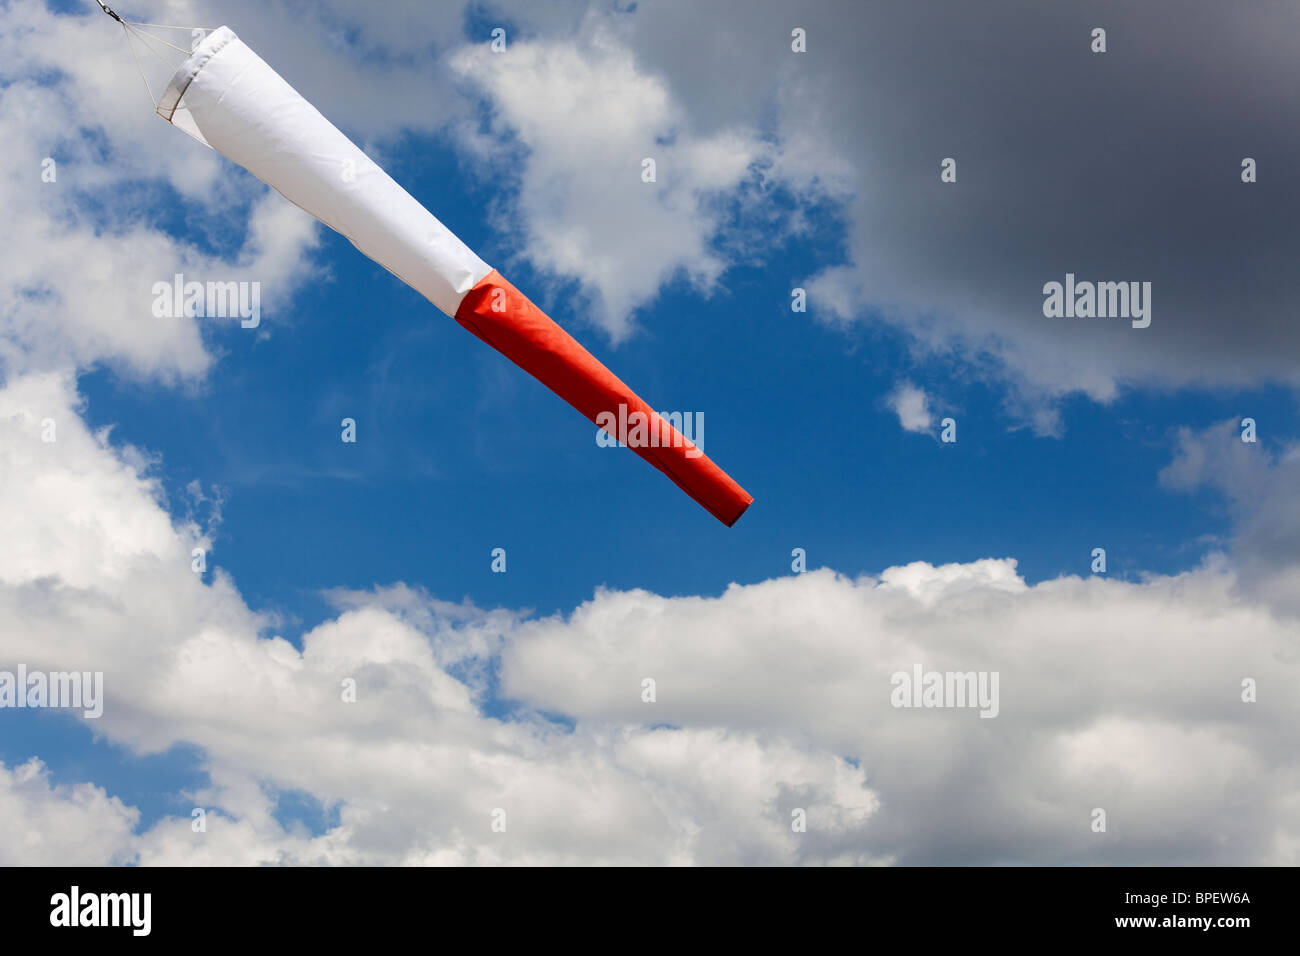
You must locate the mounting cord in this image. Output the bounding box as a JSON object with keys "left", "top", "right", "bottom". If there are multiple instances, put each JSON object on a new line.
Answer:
{"left": 93, "top": 2, "right": 222, "bottom": 112}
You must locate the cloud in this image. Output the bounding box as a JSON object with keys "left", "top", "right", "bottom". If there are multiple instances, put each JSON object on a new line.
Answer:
{"left": 0, "top": 371, "right": 880, "bottom": 865}
{"left": 0, "top": 758, "right": 139, "bottom": 866}
{"left": 448, "top": 14, "right": 767, "bottom": 342}
{"left": 2, "top": 371, "right": 1298, "bottom": 864}
{"left": 502, "top": 561, "right": 1300, "bottom": 864}
{"left": 790, "top": 0, "right": 1300, "bottom": 410}
{"left": 0, "top": 3, "right": 322, "bottom": 384}
{"left": 1161, "top": 418, "right": 1300, "bottom": 615}
{"left": 886, "top": 381, "right": 934, "bottom": 434}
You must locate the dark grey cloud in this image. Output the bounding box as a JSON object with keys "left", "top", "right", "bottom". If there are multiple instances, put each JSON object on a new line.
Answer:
{"left": 525, "top": 0, "right": 1300, "bottom": 422}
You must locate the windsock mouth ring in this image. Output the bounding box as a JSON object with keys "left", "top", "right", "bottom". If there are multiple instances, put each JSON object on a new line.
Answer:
{"left": 157, "top": 25, "right": 237, "bottom": 123}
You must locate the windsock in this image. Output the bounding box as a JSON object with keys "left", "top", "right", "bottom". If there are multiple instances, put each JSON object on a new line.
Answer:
{"left": 157, "top": 27, "right": 752, "bottom": 525}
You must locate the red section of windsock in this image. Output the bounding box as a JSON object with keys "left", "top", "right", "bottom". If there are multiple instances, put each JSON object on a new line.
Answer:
{"left": 454, "top": 270, "right": 753, "bottom": 526}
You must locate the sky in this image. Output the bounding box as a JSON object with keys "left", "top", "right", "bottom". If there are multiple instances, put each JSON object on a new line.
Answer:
{"left": 0, "top": 0, "right": 1298, "bottom": 864}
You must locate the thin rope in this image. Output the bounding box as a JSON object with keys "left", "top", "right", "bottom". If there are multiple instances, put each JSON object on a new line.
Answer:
{"left": 124, "top": 23, "right": 183, "bottom": 72}
{"left": 126, "top": 27, "right": 184, "bottom": 65}
{"left": 123, "top": 22, "right": 193, "bottom": 57}
{"left": 119, "top": 21, "right": 156, "bottom": 106}
{"left": 123, "top": 21, "right": 219, "bottom": 32}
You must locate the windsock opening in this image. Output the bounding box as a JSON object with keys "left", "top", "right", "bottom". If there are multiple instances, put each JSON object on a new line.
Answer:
{"left": 156, "top": 25, "right": 237, "bottom": 147}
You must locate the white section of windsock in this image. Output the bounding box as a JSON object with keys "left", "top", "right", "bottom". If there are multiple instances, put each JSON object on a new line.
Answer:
{"left": 158, "top": 26, "right": 491, "bottom": 318}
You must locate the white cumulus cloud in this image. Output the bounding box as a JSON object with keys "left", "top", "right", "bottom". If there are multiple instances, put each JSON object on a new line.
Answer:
{"left": 887, "top": 381, "right": 935, "bottom": 434}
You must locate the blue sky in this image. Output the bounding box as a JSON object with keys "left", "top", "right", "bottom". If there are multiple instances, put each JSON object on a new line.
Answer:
{"left": 3, "top": 0, "right": 1299, "bottom": 865}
